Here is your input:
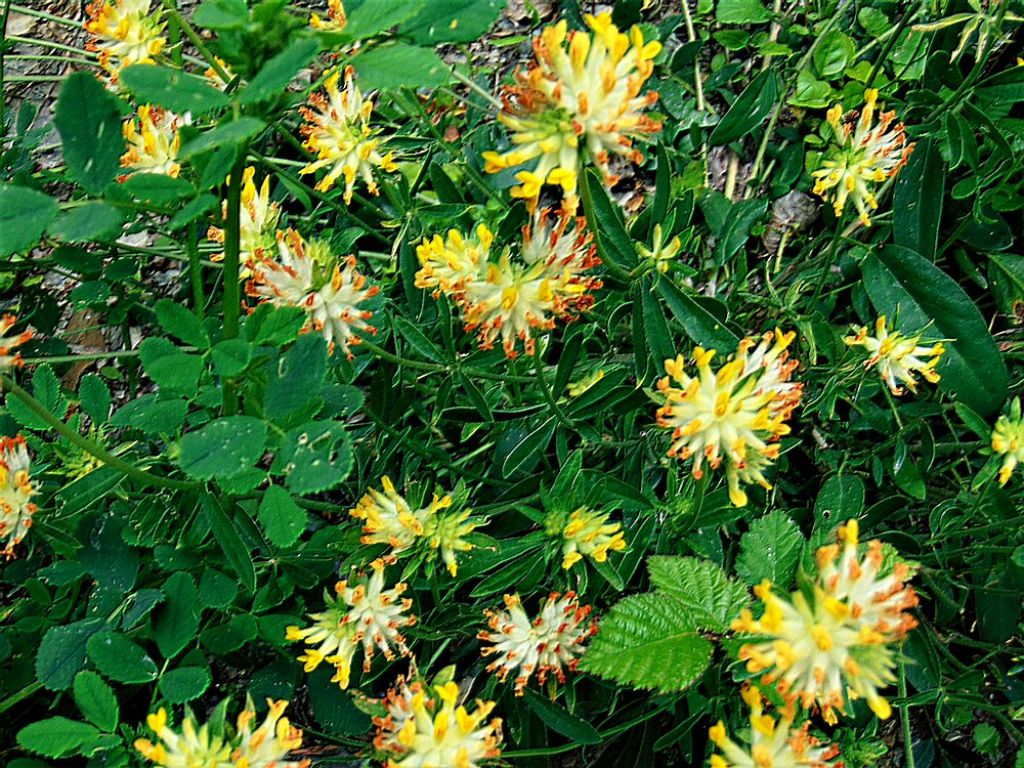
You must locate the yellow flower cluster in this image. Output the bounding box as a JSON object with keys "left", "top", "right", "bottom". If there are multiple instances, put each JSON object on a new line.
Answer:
{"left": 120, "top": 104, "right": 187, "bottom": 179}
{"left": 245, "top": 229, "right": 378, "bottom": 358}
{"left": 136, "top": 699, "right": 309, "bottom": 768}
{"left": 286, "top": 560, "right": 414, "bottom": 689}
{"left": 479, "top": 591, "right": 597, "bottom": 695}
{"left": 350, "top": 476, "right": 482, "bottom": 576}
{"left": 483, "top": 11, "right": 662, "bottom": 211}
{"left": 416, "top": 210, "right": 602, "bottom": 358}
{"left": 299, "top": 66, "right": 398, "bottom": 202}
{"left": 655, "top": 330, "right": 803, "bottom": 507}
{"left": 733, "top": 520, "right": 918, "bottom": 725}
{"left": 85, "top": 0, "right": 166, "bottom": 83}
{"left": 0, "top": 314, "right": 32, "bottom": 370}
{"left": 0, "top": 435, "right": 38, "bottom": 558}
{"left": 845, "top": 316, "right": 944, "bottom": 396}
{"left": 991, "top": 399, "right": 1024, "bottom": 485}
{"left": 310, "top": 0, "right": 347, "bottom": 31}
{"left": 372, "top": 677, "right": 502, "bottom": 768}
{"left": 708, "top": 686, "right": 841, "bottom": 768}
{"left": 546, "top": 506, "right": 627, "bottom": 570}
{"left": 812, "top": 89, "right": 914, "bottom": 226}
{"left": 208, "top": 167, "right": 282, "bottom": 269}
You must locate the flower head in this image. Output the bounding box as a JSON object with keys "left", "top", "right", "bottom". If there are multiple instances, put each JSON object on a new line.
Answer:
{"left": 547, "top": 506, "right": 626, "bottom": 570}
{"left": 733, "top": 521, "right": 917, "bottom": 724}
{"left": 483, "top": 11, "right": 662, "bottom": 210}
{"left": 135, "top": 707, "right": 233, "bottom": 767}
{"left": 812, "top": 89, "right": 914, "bottom": 226}
{"left": 992, "top": 399, "right": 1024, "bottom": 485}
{"left": 85, "top": 0, "right": 166, "bottom": 82}
{"left": 656, "top": 330, "right": 803, "bottom": 507}
{"left": 416, "top": 210, "right": 601, "bottom": 358}
{"left": 479, "top": 591, "right": 597, "bottom": 694}
{"left": 233, "top": 699, "right": 310, "bottom": 768}
{"left": 845, "top": 316, "right": 943, "bottom": 396}
{"left": 299, "top": 66, "right": 397, "bottom": 202}
{"left": 286, "top": 560, "right": 415, "bottom": 689}
{"left": 310, "top": 0, "right": 346, "bottom": 31}
{"left": 121, "top": 104, "right": 186, "bottom": 179}
{"left": 707, "top": 686, "right": 841, "bottom": 768}
{"left": 208, "top": 167, "right": 282, "bottom": 270}
{"left": 246, "top": 229, "right": 378, "bottom": 357}
{"left": 427, "top": 506, "right": 479, "bottom": 577}
{"left": 0, "top": 435, "right": 38, "bottom": 557}
{"left": 0, "top": 315, "right": 32, "bottom": 370}
{"left": 373, "top": 678, "right": 502, "bottom": 768}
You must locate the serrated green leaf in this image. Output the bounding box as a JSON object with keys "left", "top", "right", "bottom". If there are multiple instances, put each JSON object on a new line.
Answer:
{"left": 139, "top": 337, "right": 203, "bottom": 396}
{"left": 16, "top": 717, "right": 101, "bottom": 758}
{"left": 258, "top": 485, "right": 307, "bottom": 547}
{"left": 49, "top": 203, "right": 125, "bottom": 243}
{"left": 735, "top": 511, "right": 804, "bottom": 586}
{"left": 155, "top": 299, "right": 209, "bottom": 347}
{"left": 647, "top": 556, "right": 749, "bottom": 632}
{"left": 245, "top": 303, "right": 306, "bottom": 346}
{"left": 73, "top": 671, "right": 119, "bottom": 731}
{"left": 159, "top": 667, "right": 212, "bottom": 704}
{"left": 178, "top": 416, "right": 267, "bottom": 479}
{"left": 271, "top": 421, "right": 353, "bottom": 495}
{"left": 151, "top": 571, "right": 200, "bottom": 658}
{"left": 120, "top": 64, "right": 229, "bottom": 115}
{"left": 36, "top": 620, "right": 103, "bottom": 690}
{"left": 54, "top": 72, "right": 124, "bottom": 194}
{"left": 86, "top": 631, "right": 157, "bottom": 683}
{"left": 0, "top": 184, "right": 59, "bottom": 256}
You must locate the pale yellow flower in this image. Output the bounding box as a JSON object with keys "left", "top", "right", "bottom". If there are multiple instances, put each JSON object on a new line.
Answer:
{"left": 707, "top": 686, "right": 841, "bottom": 768}
{"left": 655, "top": 330, "right": 803, "bottom": 507}
{"left": 416, "top": 210, "right": 601, "bottom": 358}
{"left": 246, "top": 229, "right": 378, "bottom": 358}
{"left": 310, "top": 0, "right": 346, "bottom": 31}
{"left": 120, "top": 104, "right": 186, "bottom": 179}
{"left": 482, "top": 11, "right": 661, "bottom": 210}
{"left": 426, "top": 506, "right": 479, "bottom": 577}
{"left": 0, "top": 314, "right": 32, "bottom": 371}
{"left": 299, "top": 66, "right": 397, "bottom": 202}
{"left": 991, "top": 399, "right": 1024, "bottom": 485}
{"left": 845, "top": 315, "right": 944, "bottom": 396}
{"left": 812, "top": 89, "right": 914, "bottom": 226}
{"left": 0, "top": 435, "right": 38, "bottom": 557}
{"left": 134, "top": 707, "right": 233, "bottom": 767}
{"left": 232, "top": 699, "right": 310, "bottom": 768}
{"left": 547, "top": 506, "right": 626, "bottom": 570}
{"left": 208, "top": 167, "right": 282, "bottom": 271}
{"left": 479, "top": 591, "right": 597, "bottom": 695}
{"left": 733, "top": 520, "right": 918, "bottom": 724}
{"left": 638, "top": 224, "right": 683, "bottom": 274}
{"left": 373, "top": 678, "right": 502, "bottom": 768}
{"left": 85, "top": 0, "right": 166, "bottom": 82}
{"left": 285, "top": 560, "right": 414, "bottom": 689}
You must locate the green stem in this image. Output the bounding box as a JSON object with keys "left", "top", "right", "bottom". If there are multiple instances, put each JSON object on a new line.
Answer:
{"left": 1, "top": 374, "right": 199, "bottom": 491}
{"left": 159, "top": 2, "right": 231, "bottom": 83}
{"left": 0, "top": 681, "right": 41, "bottom": 715}
{"left": 357, "top": 336, "right": 536, "bottom": 383}
{"left": 867, "top": 2, "right": 920, "bottom": 87}
{"left": 1, "top": 0, "right": 11, "bottom": 135}
{"left": 222, "top": 153, "right": 246, "bottom": 414}
{"left": 186, "top": 221, "right": 206, "bottom": 320}
{"left": 898, "top": 659, "right": 916, "bottom": 768}
{"left": 21, "top": 350, "right": 144, "bottom": 365}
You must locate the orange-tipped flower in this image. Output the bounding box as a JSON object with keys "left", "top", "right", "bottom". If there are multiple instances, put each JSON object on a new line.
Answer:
{"left": 844, "top": 315, "right": 943, "bottom": 396}
{"left": 85, "top": 0, "right": 166, "bottom": 83}
{"left": 0, "top": 315, "right": 32, "bottom": 370}
{"left": 0, "top": 435, "right": 38, "bottom": 557}
{"left": 120, "top": 104, "right": 186, "bottom": 179}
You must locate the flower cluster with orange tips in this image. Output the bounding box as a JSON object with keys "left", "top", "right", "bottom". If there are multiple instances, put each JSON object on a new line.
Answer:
{"left": 416, "top": 209, "right": 601, "bottom": 358}
{"left": 812, "top": 89, "right": 914, "bottom": 226}
{"left": 991, "top": 398, "right": 1024, "bottom": 486}
{"left": 0, "top": 435, "right": 37, "bottom": 557}
{"left": 732, "top": 520, "right": 918, "bottom": 725}
{"left": 84, "top": 0, "right": 166, "bottom": 83}
{"left": 245, "top": 229, "right": 378, "bottom": 358}
{"left": 310, "top": 0, "right": 347, "bottom": 31}
{"left": 845, "top": 315, "right": 944, "bottom": 396}
{"left": 479, "top": 591, "right": 597, "bottom": 695}
{"left": 208, "top": 167, "right": 281, "bottom": 270}
{"left": 299, "top": 66, "right": 398, "bottom": 202}
{"left": 0, "top": 315, "right": 32, "bottom": 370}
{"left": 135, "top": 698, "right": 310, "bottom": 768}
{"left": 120, "top": 104, "right": 187, "bottom": 179}
{"left": 482, "top": 11, "right": 662, "bottom": 211}
{"left": 372, "top": 676, "right": 502, "bottom": 768}
{"left": 655, "top": 330, "right": 803, "bottom": 507}
{"left": 286, "top": 559, "right": 415, "bottom": 689}
{"left": 546, "top": 506, "right": 627, "bottom": 570}
{"left": 707, "top": 685, "right": 841, "bottom": 768}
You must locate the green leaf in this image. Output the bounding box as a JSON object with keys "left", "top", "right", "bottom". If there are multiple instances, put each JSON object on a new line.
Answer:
{"left": 79, "top": 374, "right": 112, "bottom": 426}
{"left": 263, "top": 334, "right": 328, "bottom": 427}
{"left": 402, "top": 0, "right": 504, "bottom": 44}
{"left": 580, "top": 169, "right": 638, "bottom": 270}
{"left": 522, "top": 688, "right": 602, "bottom": 745}
{"left": 271, "top": 421, "right": 353, "bottom": 495}
{"left": 169, "top": 193, "right": 219, "bottom": 230}
{"left": 73, "top": 671, "right": 119, "bottom": 732}
{"left": 7, "top": 365, "right": 66, "bottom": 430}
{"left": 580, "top": 593, "right": 712, "bottom": 692}
{"left": 120, "top": 64, "right": 229, "bottom": 116}
{"left": 861, "top": 245, "right": 1008, "bottom": 416}
{"left": 709, "top": 71, "right": 779, "bottom": 145}
{"left": 812, "top": 30, "right": 855, "bottom": 79}
{"left": 198, "top": 568, "right": 238, "bottom": 609}
{"left": 333, "top": 0, "right": 426, "bottom": 40}
{"left": 17, "top": 718, "right": 101, "bottom": 758}
{"left": 194, "top": 0, "right": 248, "bottom": 29}
{"left": 178, "top": 416, "right": 267, "bottom": 480}
{"left": 352, "top": 44, "right": 448, "bottom": 89}
{"left": 212, "top": 338, "right": 252, "bottom": 378}
{"left": 647, "top": 556, "right": 749, "bottom": 632}
{"left": 54, "top": 72, "right": 124, "bottom": 194}
{"left": 155, "top": 299, "right": 209, "bottom": 347}
{"left": 200, "top": 493, "right": 257, "bottom": 594}
{"left": 49, "top": 202, "right": 125, "bottom": 243}
{"left": 892, "top": 138, "right": 944, "bottom": 261}
{"left": 0, "top": 184, "right": 59, "bottom": 256}
{"left": 790, "top": 69, "right": 835, "bottom": 108}
{"left": 501, "top": 418, "right": 556, "bottom": 478}
{"left": 200, "top": 613, "right": 258, "bottom": 654}
{"left": 656, "top": 278, "right": 738, "bottom": 350}
{"left": 179, "top": 117, "right": 268, "bottom": 160}
{"left": 393, "top": 314, "right": 446, "bottom": 362}
{"left": 151, "top": 571, "right": 201, "bottom": 658}
{"left": 639, "top": 281, "right": 675, "bottom": 382}
{"left": 36, "top": 620, "right": 102, "bottom": 690}
{"left": 86, "top": 631, "right": 158, "bottom": 683}
{"left": 121, "top": 173, "right": 197, "bottom": 205}
{"left": 110, "top": 394, "right": 188, "bottom": 434}
{"left": 139, "top": 337, "right": 204, "bottom": 396}
{"left": 735, "top": 510, "right": 804, "bottom": 586}
{"left": 245, "top": 303, "right": 306, "bottom": 346}
{"left": 716, "top": 0, "right": 771, "bottom": 24}
{"left": 240, "top": 38, "right": 320, "bottom": 104}
{"left": 258, "top": 485, "right": 308, "bottom": 547}
{"left": 813, "top": 474, "right": 865, "bottom": 528}
{"left": 159, "top": 667, "right": 212, "bottom": 704}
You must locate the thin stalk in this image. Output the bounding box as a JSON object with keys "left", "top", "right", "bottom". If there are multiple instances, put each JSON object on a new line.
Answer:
{"left": 7, "top": 34, "right": 96, "bottom": 56}
{"left": 186, "top": 221, "right": 205, "bottom": 320}
{"left": 868, "top": 2, "right": 920, "bottom": 87}
{"left": 21, "top": 350, "right": 145, "bottom": 365}
{"left": 221, "top": 153, "right": 246, "bottom": 415}
{"left": 1, "top": 374, "right": 199, "bottom": 491}
{"left": 0, "top": 681, "right": 41, "bottom": 715}
{"left": 9, "top": 3, "right": 76, "bottom": 26}
{"left": 898, "top": 660, "right": 916, "bottom": 768}
{"left": 7, "top": 53, "right": 94, "bottom": 66}
{"left": 1, "top": 0, "right": 10, "bottom": 134}
{"left": 159, "top": 2, "right": 230, "bottom": 83}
